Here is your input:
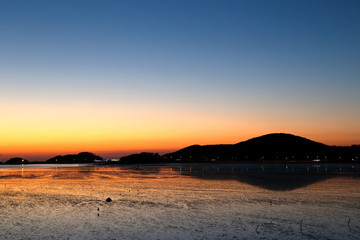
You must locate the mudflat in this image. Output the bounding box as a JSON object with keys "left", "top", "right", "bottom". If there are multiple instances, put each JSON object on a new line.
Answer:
{"left": 0, "top": 163, "right": 359, "bottom": 239}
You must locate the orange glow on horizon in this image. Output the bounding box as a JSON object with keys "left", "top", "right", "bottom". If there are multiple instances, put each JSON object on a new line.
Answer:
{"left": 1, "top": 100, "right": 359, "bottom": 161}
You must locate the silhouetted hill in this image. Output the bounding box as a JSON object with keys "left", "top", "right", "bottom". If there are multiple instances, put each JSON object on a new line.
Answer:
{"left": 164, "top": 133, "right": 360, "bottom": 162}
{"left": 120, "top": 152, "right": 164, "bottom": 164}
{"left": 46, "top": 152, "right": 102, "bottom": 164}
{"left": 5, "top": 157, "right": 29, "bottom": 164}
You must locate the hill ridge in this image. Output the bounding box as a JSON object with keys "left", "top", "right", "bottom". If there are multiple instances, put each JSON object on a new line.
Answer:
{"left": 164, "top": 133, "right": 358, "bottom": 162}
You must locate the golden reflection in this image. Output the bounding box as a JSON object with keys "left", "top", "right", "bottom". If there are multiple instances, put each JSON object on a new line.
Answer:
{"left": 0, "top": 164, "right": 358, "bottom": 194}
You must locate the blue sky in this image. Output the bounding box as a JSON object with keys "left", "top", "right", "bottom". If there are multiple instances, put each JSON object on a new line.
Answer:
{"left": 0, "top": 0, "right": 360, "bottom": 159}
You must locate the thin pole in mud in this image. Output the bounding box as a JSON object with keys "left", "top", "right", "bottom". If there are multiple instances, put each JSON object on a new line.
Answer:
{"left": 300, "top": 220, "right": 303, "bottom": 233}
{"left": 255, "top": 225, "right": 260, "bottom": 234}
{"left": 348, "top": 218, "right": 351, "bottom": 232}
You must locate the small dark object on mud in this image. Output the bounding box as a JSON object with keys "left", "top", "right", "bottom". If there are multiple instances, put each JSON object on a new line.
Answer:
{"left": 106, "top": 197, "right": 112, "bottom": 202}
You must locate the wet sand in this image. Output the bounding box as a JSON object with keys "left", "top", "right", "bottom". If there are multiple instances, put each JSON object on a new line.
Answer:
{"left": 0, "top": 163, "right": 359, "bottom": 239}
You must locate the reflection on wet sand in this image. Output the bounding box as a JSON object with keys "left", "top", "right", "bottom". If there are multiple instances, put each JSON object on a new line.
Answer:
{"left": 171, "top": 163, "right": 360, "bottom": 191}
{"left": 0, "top": 164, "right": 359, "bottom": 240}
{"left": 1, "top": 163, "right": 358, "bottom": 191}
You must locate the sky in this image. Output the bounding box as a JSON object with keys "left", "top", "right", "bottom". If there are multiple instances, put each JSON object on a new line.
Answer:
{"left": 1, "top": 0, "right": 360, "bottom": 161}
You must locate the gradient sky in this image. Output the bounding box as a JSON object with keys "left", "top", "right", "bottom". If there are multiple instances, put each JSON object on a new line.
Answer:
{"left": 1, "top": 0, "right": 360, "bottom": 160}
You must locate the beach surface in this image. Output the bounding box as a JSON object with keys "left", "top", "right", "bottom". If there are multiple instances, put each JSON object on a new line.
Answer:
{"left": 0, "top": 163, "right": 359, "bottom": 239}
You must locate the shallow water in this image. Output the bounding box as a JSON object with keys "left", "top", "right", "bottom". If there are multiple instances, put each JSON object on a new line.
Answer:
{"left": 0, "top": 163, "right": 359, "bottom": 239}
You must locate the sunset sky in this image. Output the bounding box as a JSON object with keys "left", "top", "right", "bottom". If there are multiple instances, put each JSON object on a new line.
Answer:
{"left": 1, "top": 0, "right": 359, "bottom": 161}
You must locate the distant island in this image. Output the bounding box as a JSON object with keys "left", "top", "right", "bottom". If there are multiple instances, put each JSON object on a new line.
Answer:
{"left": 4, "top": 157, "right": 29, "bottom": 165}
{"left": 164, "top": 133, "right": 360, "bottom": 163}
{"left": 45, "top": 152, "right": 103, "bottom": 164}
{"left": 2, "top": 133, "right": 360, "bottom": 164}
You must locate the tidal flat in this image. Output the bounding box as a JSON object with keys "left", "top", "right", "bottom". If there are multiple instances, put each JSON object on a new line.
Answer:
{"left": 0, "top": 163, "right": 359, "bottom": 240}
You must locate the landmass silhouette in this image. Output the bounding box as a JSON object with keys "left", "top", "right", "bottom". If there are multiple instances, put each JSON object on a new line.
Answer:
{"left": 5, "top": 157, "right": 29, "bottom": 164}
{"left": 2, "top": 133, "right": 359, "bottom": 164}
{"left": 163, "top": 133, "right": 360, "bottom": 162}
{"left": 45, "top": 152, "right": 102, "bottom": 164}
